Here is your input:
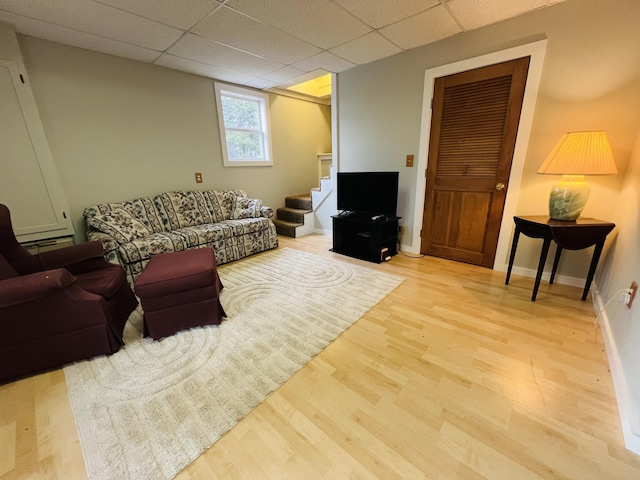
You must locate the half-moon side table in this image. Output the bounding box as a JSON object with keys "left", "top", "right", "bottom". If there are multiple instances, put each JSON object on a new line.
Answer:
{"left": 505, "top": 215, "right": 615, "bottom": 301}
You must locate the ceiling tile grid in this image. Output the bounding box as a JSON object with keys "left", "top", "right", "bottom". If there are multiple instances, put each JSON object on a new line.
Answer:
{"left": 191, "top": 6, "right": 322, "bottom": 65}
{"left": 333, "top": 0, "right": 441, "bottom": 30}
{"left": 0, "top": 9, "right": 161, "bottom": 62}
{"left": 0, "top": 0, "right": 183, "bottom": 50}
{"left": 380, "top": 4, "right": 462, "bottom": 51}
{"left": 329, "top": 31, "right": 402, "bottom": 66}
{"left": 225, "top": 0, "right": 372, "bottom": 50}
{"left": 0, "top": 0, "right": 566, "bottom": 94}
{"left": 94, "top": 0, "right": 221, "bottom": 30}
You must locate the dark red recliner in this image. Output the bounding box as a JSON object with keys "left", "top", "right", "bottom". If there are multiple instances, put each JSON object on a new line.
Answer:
{"left": 0, "top": 204, "right": 138, "bottom": 384}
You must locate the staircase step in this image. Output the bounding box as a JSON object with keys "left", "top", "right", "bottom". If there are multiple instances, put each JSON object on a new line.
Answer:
{"left": 277, "top": 206, "right": 310, "bottom": 224}
{"left": 285, "top": 194, "right": 312, "bottom": 210}
{"left": 272, "top": 218, "right": 301, "bottom": 238}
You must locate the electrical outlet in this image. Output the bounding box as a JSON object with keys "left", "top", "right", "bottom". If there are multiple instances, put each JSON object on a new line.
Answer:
{"left": 195, "top": 172, "right": 203, "bottom": 183}
{"left": 398, "top": 225, "right": 405, "bottom": 234}
{"left": 628, "top": 281, "right": 638, "bottom": 309}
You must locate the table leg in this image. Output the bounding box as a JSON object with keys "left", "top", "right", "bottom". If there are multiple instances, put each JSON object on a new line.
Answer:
{"left": 550, "top": 245, "right": 562, "bottom": 285}
{"left": 505, "top": 226, "right": 521, "bottom": 285}
{"left": 532, "top": 238, "right": 552, "bottom": 301}
{"left": 583, "top": 240, "right": 605, "bottom": 301}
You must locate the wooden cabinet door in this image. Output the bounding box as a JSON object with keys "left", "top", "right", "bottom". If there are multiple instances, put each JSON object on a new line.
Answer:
{"left": 0, "top": 54, "right": 73, "bottom": 241}
{"left": 420, "top": 57, "right": 529, "bottom": 267}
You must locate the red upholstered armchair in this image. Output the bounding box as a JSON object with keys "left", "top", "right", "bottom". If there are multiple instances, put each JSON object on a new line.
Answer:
{"left": 0, "top": 204, "right": 138, "bottom": 384}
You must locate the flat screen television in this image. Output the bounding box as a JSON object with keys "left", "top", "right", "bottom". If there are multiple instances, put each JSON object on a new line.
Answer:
{"left": 337, "top": 171, "right": 399, "bottom": 217}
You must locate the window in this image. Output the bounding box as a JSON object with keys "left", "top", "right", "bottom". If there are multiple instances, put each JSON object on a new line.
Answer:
{"left": 214, "top": 83, "right": 273, "bottom": 167}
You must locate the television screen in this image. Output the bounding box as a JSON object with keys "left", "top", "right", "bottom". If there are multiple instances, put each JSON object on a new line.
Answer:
{"left": 337, "top": 171, "right": 399, "bottom": 217}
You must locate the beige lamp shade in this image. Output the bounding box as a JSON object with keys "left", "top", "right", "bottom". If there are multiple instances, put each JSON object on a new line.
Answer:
{"left": 537, "top": 131, "right": 617, "bottom": 175}
{"left": 537, "top": 131, "right": 616, "bottom": 221}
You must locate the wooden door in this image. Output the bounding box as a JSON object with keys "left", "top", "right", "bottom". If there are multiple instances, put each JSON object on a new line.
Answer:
{"left": 420, "top": 57, "right": 529, "bottom": 267}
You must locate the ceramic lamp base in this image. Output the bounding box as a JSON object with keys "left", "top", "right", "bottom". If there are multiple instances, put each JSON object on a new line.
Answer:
{"left": 548, "top": 175, "right": 590, "bottom": 221}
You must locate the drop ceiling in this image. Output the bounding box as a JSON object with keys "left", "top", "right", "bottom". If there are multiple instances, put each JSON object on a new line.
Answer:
{"left": 0, "top": 0, "right": 565, "bottom": 98}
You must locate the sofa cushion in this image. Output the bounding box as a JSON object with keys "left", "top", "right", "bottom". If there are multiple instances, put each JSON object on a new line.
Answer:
{"left": 208, "top": 190, "right": 248, "bottom": 220}
{"left": 84, "top": 197, "right": 165, "bottom": 234}
{"left": 0, "top": 254, "right": 19, "bottom": 280}
{"left": 231, "top": 197, "right": 263, "bottom": 219}
{"left": 154, "top": 191, "right": 214, "bottom": 230}
{"left": 119, "top": 197, "right": 167, "bottom": 233}
{"left": 201, "top": 191, "right": 225, "bottom": 223}
{"left": 117, "top": 231, "right": 189, "bottom": 265}
{"left": 86, "top": 208, "right": 152, "bottom": 244}
{"left": 218, "top": 218, "right": 271, "bottom": 236}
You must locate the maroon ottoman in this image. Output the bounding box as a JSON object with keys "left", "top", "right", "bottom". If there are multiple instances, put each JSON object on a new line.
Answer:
{"left": 134, "top": 248, "right": 226, "bottom": 340}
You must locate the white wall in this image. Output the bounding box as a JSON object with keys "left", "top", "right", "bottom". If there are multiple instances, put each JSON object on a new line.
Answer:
{"left": 336, "top": 0, "right": 640, "bottom": 279}
{"left": 18, "top": 35, "right": 331, "bottom": 241}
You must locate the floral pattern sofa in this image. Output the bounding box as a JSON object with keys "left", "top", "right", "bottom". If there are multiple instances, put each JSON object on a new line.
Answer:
{"left": 83, "top": 189, "right": 278, "bottom": 284}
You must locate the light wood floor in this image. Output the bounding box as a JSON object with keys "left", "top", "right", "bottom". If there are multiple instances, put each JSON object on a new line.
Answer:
{"left": 2, "top": 234, "right": 640, "bottom": 479}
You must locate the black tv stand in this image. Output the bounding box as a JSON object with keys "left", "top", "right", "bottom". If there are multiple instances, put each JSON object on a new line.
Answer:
{"left": 331, "top": 213, "right": 400, "bottom": 263}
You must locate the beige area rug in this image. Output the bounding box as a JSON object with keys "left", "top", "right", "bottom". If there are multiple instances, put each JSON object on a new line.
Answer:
{"left": 64, "top": 247, "right": 403, "bottom": 480}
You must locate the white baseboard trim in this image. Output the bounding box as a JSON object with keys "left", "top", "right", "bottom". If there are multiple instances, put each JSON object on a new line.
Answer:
{"left": 395, "top": 252, "right": 594, "bottom": 289}
{"left": 503, "top": 265, "right": 585, "bottom": 288}
{"left": 313, "top": 228, "right": 331, "bottom": 235}
{"left": 592, "top": 281, "right": 640, "bottom": 455}
{"left": 399, "top": 243, "right": 419, "bottom": 255}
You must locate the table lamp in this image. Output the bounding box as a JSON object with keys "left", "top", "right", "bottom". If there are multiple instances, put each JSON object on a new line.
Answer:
{"left": 537, "top": 131, "right": 616, "bottom": 221}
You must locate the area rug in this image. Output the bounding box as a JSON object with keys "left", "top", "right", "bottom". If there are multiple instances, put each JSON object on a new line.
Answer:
{"left": 64, "top": 247, "right": 404, "bottom": 480}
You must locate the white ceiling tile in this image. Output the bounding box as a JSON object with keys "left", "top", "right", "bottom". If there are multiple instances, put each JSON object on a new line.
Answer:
{"left": 95, "top": 0, "right": 221, "bottom": 30}
{"left": 155, "top": 53, "right": 275, "bottom": 88}
{"left": 330, "top": 32, "right": 402, "bottom": 65}
{"left": 333, "top": 0, "right": 440, "bottom": 29}
{"left": 273, "top": 68, "right": 331, "bottom": 88}
{"left": 226, "top": 0, "right": 371, "bottom": 49}
{"left": 291, "top": 51, "right": 355, "bottom": 73}
{"left": 263, "top": 65, "right": 307, "bottom": 83}
{"left": 446, "top": 0, "right": 548, "bottom": 31}
{"left": 0, "top": 0, "right": 570, "bottom": 89}
{"left": 0, "top": 0, "right": 183, "bottom": 50}
{"left": 0, "top": 10, "right": 160, "bottom": 61}
{"left": 380, "top": 4, "right": 461, "bottom": 50}
{"left": 192, "top": 6, "right": 321, "bottom": 65}
{"left": 167, "top": 33, "right": 285, "bottom": 77}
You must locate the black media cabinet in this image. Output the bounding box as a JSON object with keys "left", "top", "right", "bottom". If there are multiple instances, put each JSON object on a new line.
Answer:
{"left": 331, "top": 213, "right": 400, "bottom": 263}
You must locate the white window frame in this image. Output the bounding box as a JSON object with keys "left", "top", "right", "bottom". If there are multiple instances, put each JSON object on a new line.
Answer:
{"left": 214, "top": 82, "right": 273, "bottom": 167}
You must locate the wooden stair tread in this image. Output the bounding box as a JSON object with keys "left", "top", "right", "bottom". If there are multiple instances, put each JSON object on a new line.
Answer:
{"left": 273, "top": 218, "right": 303, "bottom": 227}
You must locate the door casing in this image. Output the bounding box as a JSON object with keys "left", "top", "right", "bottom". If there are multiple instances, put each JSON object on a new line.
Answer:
{"left": 408, "top": 40, "right": 547, "bottom": 270}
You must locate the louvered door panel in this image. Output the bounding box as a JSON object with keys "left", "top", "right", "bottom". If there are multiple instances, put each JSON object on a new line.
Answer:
{"left": 438, "top": 76, "right": 511, "bottom": 179}
{"left": 421, "top": 57, "right": 529, "bottom": 267}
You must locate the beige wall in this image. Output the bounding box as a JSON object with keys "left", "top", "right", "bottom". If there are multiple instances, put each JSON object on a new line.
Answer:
{"left": 597, "top": 127, "right": 640, "bottom": 447}
{"left": 337, "top": 0, "right": 640, "bottom": 279}
{"left": 336, "top": 0, "right": 640, "bottom": 449}
{"left": 18, "top": 35, "right": 331, "bottom": 241}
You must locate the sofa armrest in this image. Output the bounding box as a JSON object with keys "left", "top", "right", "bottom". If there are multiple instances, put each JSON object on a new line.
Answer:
{"left": 260, "top": 206, "right": 274, "bottom": 219}
{"left": 87, "top": 229, "right": 120, "bottom": 256}
{"left": 38, "top": 241, "right": 104, "bottom": 268}
{"left": 0, "top": 269, "right": 76, "bottom": 308}
{"left": 37, "top": 241, "right": 114, "bottom": 275}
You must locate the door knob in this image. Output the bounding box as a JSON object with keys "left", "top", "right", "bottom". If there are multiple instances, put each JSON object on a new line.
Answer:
{"left": 496, "top": 182, "right": 505, "bottom": 191}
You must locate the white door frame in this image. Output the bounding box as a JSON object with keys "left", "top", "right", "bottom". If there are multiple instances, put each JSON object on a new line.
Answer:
{"left": 410, "top": 40, "right": 548, "bottom": 270}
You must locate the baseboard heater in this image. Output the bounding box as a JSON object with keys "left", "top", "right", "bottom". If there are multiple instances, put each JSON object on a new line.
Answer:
{"left": 20, "top": 235, "right": 75, "bottom": 254}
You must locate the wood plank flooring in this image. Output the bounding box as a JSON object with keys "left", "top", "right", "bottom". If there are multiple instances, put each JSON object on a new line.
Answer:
{"left": 2, "top": 234, "right": 640, "bottom": 479}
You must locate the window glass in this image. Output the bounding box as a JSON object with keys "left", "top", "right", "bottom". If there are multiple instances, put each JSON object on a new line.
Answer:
{"left": 215, "top": 83, "right": 272, "bottom": 167}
